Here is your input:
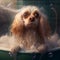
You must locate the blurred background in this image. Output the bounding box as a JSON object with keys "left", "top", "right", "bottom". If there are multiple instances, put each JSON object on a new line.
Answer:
{"left": 0, "top": 0, "right": 60, "bottom": 36}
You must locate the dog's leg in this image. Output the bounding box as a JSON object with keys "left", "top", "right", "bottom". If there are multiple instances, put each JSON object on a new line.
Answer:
{"left": 37, "top": 44, "right": 47, "bottom": 53}
{"left": 9, "top": 46, "right": 21, "bottom": 60}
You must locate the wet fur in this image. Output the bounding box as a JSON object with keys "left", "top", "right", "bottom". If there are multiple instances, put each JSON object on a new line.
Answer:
{"left": 10, "top": 6, "right": 51, "bottom": 53}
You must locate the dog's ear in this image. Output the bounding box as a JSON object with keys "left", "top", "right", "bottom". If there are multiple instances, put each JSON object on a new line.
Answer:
{"left": 10, "top": 14, "right": 25, "bottom": 36}
{"left": 39, "top": 15, "right": 51, "bottom": 38}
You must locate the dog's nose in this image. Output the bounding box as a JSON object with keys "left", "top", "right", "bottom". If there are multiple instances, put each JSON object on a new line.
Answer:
{"left": 30, "top": 17, "right": 35, "bottom": 22}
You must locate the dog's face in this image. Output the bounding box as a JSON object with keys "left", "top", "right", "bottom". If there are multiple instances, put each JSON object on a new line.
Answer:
{"left": 22, "top": 10, "right": 40, "bottom": 28}
{"left": 17, "top": 6, "right": 41, "bottom": 28}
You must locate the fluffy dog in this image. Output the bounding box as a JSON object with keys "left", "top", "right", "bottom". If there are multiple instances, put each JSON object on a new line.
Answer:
{"left": 10, "top": 6, "right": 51, "bottom": 54}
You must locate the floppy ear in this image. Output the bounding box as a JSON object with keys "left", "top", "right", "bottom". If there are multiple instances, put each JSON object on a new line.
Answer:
{"left": 40, "top": 15, "right": 51, "bottom": 38}
{"left": 10, "top": 14, "right": 25, "bottom": 36}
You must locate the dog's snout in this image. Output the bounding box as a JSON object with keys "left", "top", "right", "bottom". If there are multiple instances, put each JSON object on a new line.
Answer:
{"left": 30, "top": 17, "right": 35, "bottom": 22}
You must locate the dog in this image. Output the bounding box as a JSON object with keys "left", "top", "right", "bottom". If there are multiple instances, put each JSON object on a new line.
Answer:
{"left": 10, "top": 6, "right": 51, "bottom": 56}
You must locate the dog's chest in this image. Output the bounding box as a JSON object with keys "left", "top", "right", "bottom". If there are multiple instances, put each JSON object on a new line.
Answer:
{"left": 18, "top": 30, "right": 41, "bottom": 49}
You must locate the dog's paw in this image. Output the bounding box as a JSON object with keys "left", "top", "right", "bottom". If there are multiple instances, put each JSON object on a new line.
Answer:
{"left": 9, "top": 49, "right": 17, "bottom": 57}
{"left": 37, "top": 44, "right": 47, "bottom": 53}
{"left": 9, "top": 51, "right": 15, "bottom": 57}
{"left": 9, "top": 46, "right": 20, "bottom": 56}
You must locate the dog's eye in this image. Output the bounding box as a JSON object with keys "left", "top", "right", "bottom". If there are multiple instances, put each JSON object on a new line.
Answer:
{"left": 33, "top": 11, "right": 39, "bottom": 18}
{"left": 23, "top": 11, "right": 30, "bottom": 18}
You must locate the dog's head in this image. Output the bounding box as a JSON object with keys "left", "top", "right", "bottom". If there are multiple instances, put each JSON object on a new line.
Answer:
{"left": 20, "top": 6, "right": 40, "bottom": 28}
{"left": 15, "top": 6, "right": 41, "bottom": 29}
{"left": 10, "top": 6, "right": 51, "bottom": 38}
